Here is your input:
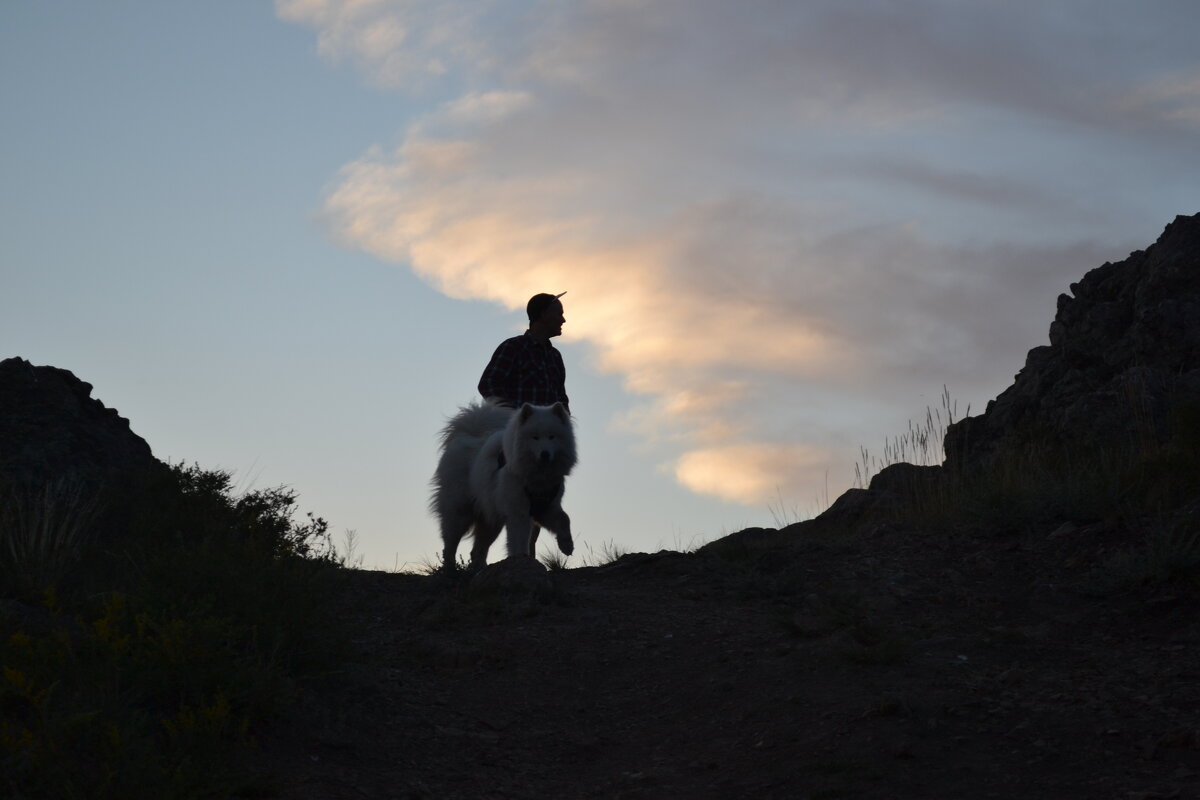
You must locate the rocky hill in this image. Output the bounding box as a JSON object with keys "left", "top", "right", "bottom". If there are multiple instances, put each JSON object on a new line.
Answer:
{"left": 945, "top": 213, "right": 1200, "bottom": 472}
{"left": 824, "top": 213, "right": 1200, "bottom": 526}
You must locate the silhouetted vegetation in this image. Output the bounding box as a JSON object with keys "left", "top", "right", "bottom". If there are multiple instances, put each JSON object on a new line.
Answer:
{"left": 852, "top": 392, "right": 1200, "bottom": 593}
{"left": 1, "top": 462, "right": 349, "bottom": 799}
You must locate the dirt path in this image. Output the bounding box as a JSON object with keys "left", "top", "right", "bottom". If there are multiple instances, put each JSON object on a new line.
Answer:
{"left": 263, "top": 522, "right": 1200, "bottom": 799}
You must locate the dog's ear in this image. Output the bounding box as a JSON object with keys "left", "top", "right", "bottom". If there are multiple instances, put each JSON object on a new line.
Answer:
{"left": 551, "top": 402, "right": 569, "bottom": 423}
{"left": 519, "top": 403, "right": 535, "bottom": 423}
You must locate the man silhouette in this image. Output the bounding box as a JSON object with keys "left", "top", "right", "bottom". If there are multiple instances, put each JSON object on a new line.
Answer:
{"left": 478, "top": 292, "right": 569, "bottom": 411}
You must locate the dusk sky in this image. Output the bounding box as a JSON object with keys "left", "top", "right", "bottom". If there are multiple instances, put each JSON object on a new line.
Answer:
{"left": 4, "top": 2, "right": 1198, "bottom": 569}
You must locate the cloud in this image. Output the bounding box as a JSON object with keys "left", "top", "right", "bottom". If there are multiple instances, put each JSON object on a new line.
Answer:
{"left": 676, "top": 443, "right": 833, "bottom": 505}
{"left": 275, "top": 0, "right": 473, "bottom": 86}
{"left": 281, "top": 0, "right": 1199, "bottom": 504}
{"left": 1116, "top": 68, "right": 1200, "bottom": 126}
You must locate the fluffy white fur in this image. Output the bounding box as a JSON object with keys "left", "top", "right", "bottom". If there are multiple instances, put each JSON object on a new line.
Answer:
{"left": 431, "top": 401, "right": 577, "bottom": 570}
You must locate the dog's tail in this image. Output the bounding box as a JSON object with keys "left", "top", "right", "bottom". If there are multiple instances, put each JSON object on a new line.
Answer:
{"left": 437, "top": 401, "right": 513, "bottom": 449}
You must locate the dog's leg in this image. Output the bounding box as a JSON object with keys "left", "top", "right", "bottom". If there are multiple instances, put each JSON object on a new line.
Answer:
{"left": 504, "top": 514, "right": 536, "bottom": 560}
{"left": 439, "top": 511, "right": 472, "bottom": 571}
{"left": 538, "top": 507, "right": 574, "bottom": 556}
{"left": 528, "top": 523, "right": 541, "bottom": 556}
{"left": 469, "top": 518, "right": 502, "bottom": 571}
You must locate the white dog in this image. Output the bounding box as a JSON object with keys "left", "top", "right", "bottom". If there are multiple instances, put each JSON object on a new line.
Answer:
{"left": 431, "top": 401, "right": 577, "bottom": 570}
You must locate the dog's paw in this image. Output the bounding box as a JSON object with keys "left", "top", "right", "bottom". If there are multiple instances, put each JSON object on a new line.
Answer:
{"left": 556, "top": 533, "right": 574, "bottom": 556}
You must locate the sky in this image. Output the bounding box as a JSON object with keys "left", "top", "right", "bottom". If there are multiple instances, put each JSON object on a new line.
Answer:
{"left": 3, "top": 1, "right": 1198, "bottom": 570}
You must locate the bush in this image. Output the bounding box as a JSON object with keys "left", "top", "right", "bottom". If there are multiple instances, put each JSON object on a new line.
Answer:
{"left": 1, "top": 462, "right": 348, "bottom": 799}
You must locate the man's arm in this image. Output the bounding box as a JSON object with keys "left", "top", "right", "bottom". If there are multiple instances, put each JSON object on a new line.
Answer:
{"left": 478, "top": 338, "right": 520, "bottom": 406}
{"left": 552, "top": 347, "right": 569, "bottom": 411}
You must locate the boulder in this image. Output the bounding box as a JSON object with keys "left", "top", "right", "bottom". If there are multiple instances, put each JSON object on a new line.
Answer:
{"left": 814, "top": 464, "right": 943, "bottom": 526}
{"left": 815, "top": 487, "right": 891, "bottom": 526}
{"left": 469, "top": 555, "right": 554, "bottom": 599}
{"left": 0, "top": 357, "right": 162, "bottom": 494}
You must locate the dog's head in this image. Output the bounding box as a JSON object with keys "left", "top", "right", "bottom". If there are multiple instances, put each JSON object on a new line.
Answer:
{"left": 515, "top": 402, "right": 576, "bottom": 469}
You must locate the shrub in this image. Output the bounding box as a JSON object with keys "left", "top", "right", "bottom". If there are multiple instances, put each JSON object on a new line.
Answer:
{"left": 0, "top": 462, "right": 348, "bottom": 799}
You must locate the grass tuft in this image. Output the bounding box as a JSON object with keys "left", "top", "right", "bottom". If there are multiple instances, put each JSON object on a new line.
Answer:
{"left": 582, "top": 539, "right": 629, "bottom": 567}
{"left": 849, "top": 389, "right": 1200, "bottom": 592}
{"left": 855, "top": 386, "right": 966, "bottom": 490}
{"left": 539, "top": 549, "right": 570, "bottom": 571}
{"left": 0, "top": 477, "right": 103, "bottom": 596}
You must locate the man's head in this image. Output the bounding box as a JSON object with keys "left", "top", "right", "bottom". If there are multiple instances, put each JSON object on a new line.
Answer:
{"left": 527, "top": 292, "right": 566, "bottom": 339}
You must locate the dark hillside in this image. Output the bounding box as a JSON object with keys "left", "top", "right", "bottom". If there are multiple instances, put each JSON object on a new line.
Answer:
{"left": 266, "top": 215, "right": 1200, "bottom": 799}
{"left": 268, "top": 518, "right": 1199, "bottom": 799}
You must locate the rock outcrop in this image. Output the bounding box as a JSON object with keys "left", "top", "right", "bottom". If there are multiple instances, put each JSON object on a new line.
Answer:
{"left": 944, "top": 213, "right": 1200, "bottom": 472}
{"left": 0, "top": 357, "right": 161, "bottom": 493}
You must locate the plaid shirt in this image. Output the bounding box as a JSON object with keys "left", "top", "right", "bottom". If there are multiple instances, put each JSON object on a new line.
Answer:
{"left": 478, "top": 332, "right": 569, "bottom": 410}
